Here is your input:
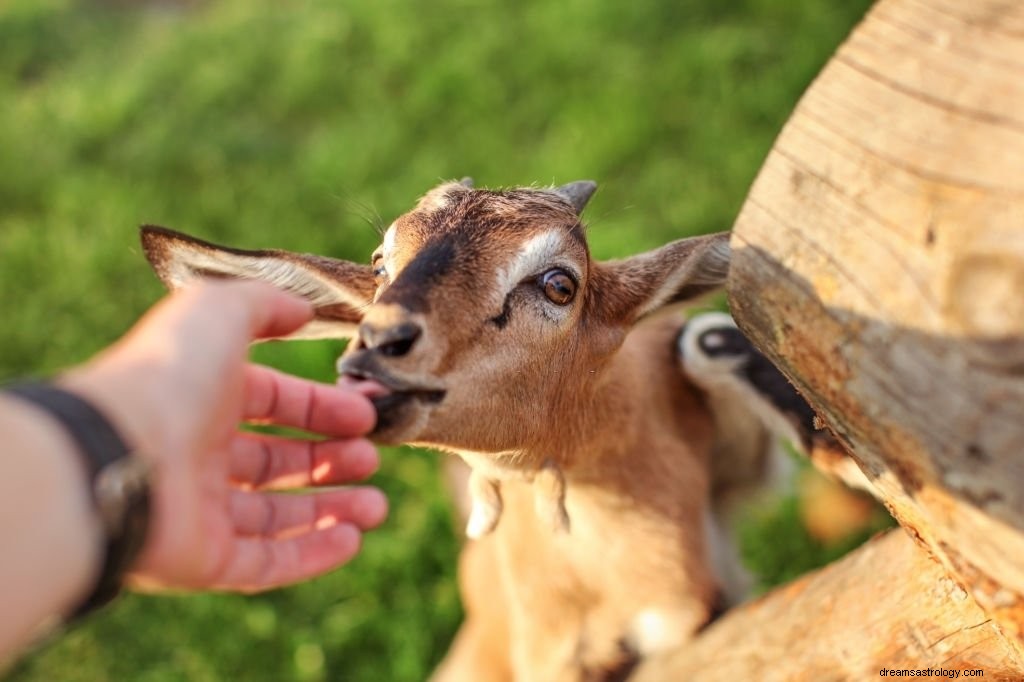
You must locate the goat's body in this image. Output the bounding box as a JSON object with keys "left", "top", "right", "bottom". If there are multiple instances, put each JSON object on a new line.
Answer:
{"left": 435, "top": 314, "right": 720, "bottom": 681}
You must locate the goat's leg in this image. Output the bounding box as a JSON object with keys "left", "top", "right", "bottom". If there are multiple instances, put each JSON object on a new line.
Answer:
{"left": 431, "top": 619, "right": 511, "bottom": 682}
{"left": 432, "top": 539, "right": 512, "bottom": 682}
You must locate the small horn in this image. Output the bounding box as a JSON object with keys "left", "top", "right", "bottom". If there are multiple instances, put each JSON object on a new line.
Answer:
{"left": 552, "top": 180, "right": 597, "bottom": 215}
{"left": 459, "top": 177, "right": 475, "bottom": 188}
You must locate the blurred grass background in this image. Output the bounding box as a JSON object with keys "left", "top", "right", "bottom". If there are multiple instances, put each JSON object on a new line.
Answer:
{"left": 0, "top": 0, "right": 887, "bottom": 679}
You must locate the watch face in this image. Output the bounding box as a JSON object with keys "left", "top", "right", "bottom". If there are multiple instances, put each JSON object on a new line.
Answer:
{"left": 93, "top": 457, "right": 152, "bottom": 534}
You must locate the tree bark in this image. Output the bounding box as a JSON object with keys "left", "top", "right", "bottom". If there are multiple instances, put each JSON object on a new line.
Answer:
{"left": 634, "top": 531, "right": 1024, "bottom": 681}
{"left": 699, "top": 0, "right": 1024, "bottom": 672}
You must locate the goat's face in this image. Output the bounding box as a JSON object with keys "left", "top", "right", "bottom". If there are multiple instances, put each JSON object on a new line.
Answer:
{"left": 141, "top": 180, "right": 730, "bottom": 454}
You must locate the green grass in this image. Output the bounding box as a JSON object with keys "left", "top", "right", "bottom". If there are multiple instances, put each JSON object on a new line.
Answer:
{"left": 1, "top": 0, "right": 877, "bottom": 679}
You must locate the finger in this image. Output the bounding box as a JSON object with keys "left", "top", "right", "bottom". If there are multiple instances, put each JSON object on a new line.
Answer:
{"left": 243, "top": 364, "right": 376, "bottom": 436}
{"left": 211, "top": 280, "right": 315, "bottom": 340}
{"left": 230, "top": 432, "right": 379, "bottom": 490}
{"left": 230, "top": 487, "right": 389, "bottom": 538}
{"left": 165, "top": 280, "right": 313, "bottom": 345}
{"left": 214, "top": 524, "right": 363, "bottom": 592}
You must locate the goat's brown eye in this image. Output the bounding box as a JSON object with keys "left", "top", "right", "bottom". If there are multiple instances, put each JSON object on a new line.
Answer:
{"left": 540, "top": 269, "right": 576, "bottom": 305}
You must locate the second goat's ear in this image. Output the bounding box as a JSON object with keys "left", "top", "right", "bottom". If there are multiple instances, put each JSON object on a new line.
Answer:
{"left": 140, "top": 226, "right": 376, "bottom": 340}
{"left": 589, "top": 232, "right": 731, "bottom": 325}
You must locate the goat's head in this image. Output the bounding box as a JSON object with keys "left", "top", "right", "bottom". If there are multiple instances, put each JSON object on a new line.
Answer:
{"left": 141, "top": 180, "right": 730, "bottom": 456}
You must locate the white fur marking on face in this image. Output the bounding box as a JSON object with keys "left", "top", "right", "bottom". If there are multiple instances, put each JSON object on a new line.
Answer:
{"left": 382, "top": 224, "right": 397, "bottom": 259}
{"left": 495, "top": 229, "right": 574, "bottom": 297}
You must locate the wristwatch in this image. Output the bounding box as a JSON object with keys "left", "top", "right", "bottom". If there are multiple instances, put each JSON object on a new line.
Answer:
{"left": 4, "top": 382, "right": 152, "bottom": 620}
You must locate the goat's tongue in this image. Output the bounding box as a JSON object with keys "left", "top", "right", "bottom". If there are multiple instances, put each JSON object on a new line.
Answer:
{"left": 337, "top": 375, "right": 393, "bottom": 399}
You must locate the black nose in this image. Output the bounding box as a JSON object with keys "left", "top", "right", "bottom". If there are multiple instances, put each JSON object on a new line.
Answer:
{"left": 358, "top": 321, "right": 422, "bottom": 358}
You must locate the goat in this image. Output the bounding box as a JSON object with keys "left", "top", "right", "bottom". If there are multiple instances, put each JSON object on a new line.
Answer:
{"left": 141, "top": 180, "right": 782, "bottom": 681}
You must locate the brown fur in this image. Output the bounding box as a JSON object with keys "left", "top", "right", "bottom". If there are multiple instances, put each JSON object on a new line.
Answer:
{"left": 439, "top": 314, "right": 721, "bottom": 680}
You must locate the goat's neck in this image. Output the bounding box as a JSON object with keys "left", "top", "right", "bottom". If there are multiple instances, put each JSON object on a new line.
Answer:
{"left": 454, "top": 343, "right": 654, "bottom": 487}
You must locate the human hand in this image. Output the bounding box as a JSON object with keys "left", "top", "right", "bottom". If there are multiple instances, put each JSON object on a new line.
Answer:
{"left": 61, "top": 281, "right": 386, "bottom": 593}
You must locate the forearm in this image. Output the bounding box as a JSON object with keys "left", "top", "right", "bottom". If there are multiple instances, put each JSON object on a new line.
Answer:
{"left": 0, "top": 394, "right": 103, "bottom": 663}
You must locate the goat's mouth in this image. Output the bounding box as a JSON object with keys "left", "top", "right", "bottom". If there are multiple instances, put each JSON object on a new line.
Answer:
{"left": 337, "top": 371, "right": 446, "bottom": 406}
{"left": 336, "top": 365, "right": 446, "bottom": 439}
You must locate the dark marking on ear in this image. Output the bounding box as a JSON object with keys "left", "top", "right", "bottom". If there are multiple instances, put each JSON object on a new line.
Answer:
{"left": 378, "top": 236, "right": 458, "bottom": 312}
{"left": 142, "top": 224, "right": 282, "bottom": 261}
{"left": 490, "top": 293, "right": 513, "bottom": 329}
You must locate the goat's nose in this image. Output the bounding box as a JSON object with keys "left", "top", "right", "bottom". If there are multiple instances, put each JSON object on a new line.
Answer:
{"left": 358, "top": 321, "right": 422, "bottom": 358}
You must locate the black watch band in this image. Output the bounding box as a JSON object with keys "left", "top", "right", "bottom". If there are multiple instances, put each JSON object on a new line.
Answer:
{"left": 4, "top": 382, "right": 152, "bottom": 620}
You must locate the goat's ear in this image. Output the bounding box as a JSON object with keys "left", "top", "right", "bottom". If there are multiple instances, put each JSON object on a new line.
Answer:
{"left": 589, "top": 232, "right": 731, "bottom": 324}
{"left": 140, "top": 226, "right": 375, "bottom": 340}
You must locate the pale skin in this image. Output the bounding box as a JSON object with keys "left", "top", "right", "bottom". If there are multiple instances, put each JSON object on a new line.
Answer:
{"left": 0, "top": 281, "right": 388, "bottom": 664}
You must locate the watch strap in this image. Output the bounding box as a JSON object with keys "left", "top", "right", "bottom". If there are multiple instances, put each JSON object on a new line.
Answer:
{"left": 4, "top": 382, "right": 151, "bottom": 619}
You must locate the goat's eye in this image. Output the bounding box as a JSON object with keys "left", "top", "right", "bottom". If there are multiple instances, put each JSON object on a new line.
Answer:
{"left": 371, "top": 255, "right": 387, "bottom": 283}
{"left": 539, "top": 269, "right": 576, "bottom": 305}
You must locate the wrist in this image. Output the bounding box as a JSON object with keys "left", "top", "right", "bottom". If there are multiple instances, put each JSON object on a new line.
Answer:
{"left": 0, "top": 395, "right": 104, "bottom": 623}
{"left": 2, "top": 382, "right": 153, "bottom": 620}
{"left": 58, "top": 364, "right": 153, "bottom": 462}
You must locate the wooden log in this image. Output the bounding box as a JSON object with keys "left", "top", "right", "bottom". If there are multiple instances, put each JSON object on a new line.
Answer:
{"left": 633, "top": 531, "right": 1024, "bottom": 681}
{"left": 727, "top": 0, "right": 1024, "bottom": 653}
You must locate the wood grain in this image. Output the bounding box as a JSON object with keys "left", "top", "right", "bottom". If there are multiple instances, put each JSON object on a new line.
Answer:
{"left": 634, "top": 531, "right": 1024, "bottom": 681}
{"left": 722, "top": 0, "right": 1024, "bottom": 666}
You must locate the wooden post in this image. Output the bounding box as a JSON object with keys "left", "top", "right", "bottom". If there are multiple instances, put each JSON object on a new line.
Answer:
{"left": 634, "top": 531, "right": 1024, "bottom": 681}
{"left": 637, "top": 0, "right": 1024, "bottom": 675}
